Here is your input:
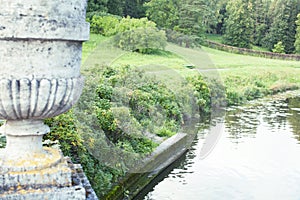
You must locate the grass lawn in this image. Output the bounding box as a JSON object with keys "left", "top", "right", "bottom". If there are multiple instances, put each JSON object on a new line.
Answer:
{"left": 82, "top": 34, "right": 107, "bottom": 62}
{"left": 205, "top": 33, "right": 223, "bottom": 43}
{"left": 81, "top": 34, "right": 300, "bottom": 104}
{"left": 202, "top": 46, "right": 300, "bottom": 69}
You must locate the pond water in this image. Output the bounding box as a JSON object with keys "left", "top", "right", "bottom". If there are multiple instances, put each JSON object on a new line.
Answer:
{"left": 143, "top": 93, "right": 300, "bottom": 200}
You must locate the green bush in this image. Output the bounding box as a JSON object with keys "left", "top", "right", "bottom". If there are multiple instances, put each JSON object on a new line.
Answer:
{"left": 117, "top": 137, "right": 158, "bottom": 155}
{"left": 90, "top": 15, "right": 120, "bottom": 36}
{"left": 272, "top": 41, "right": 285, "bottom": 54}
{"left": 113, "top": 27, "right": 167, "bottom": 53}
{"left": 89, "top": 15, "right": 167, "bottom": 53}
{"left": 115, "top": 17, "right": 157, "bottom": 33}
{"left": 186, "top": 75, "right": 211, "bottom": 114}
{"left": 89, "top": 15, "right": 157, "bottom": 37}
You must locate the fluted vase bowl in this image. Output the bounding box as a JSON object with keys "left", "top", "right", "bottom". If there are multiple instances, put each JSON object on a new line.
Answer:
{"left": 0, "top": 77, "right": 83, "bottom": 120}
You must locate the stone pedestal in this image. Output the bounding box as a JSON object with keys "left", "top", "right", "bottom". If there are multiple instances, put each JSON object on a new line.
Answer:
{"left": 0, "top": 0, "right": 90, "bottom": 199}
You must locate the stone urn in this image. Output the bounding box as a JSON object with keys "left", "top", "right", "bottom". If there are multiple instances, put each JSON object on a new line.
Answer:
{"left": 0, "top": 0, "right": 89, "bottom": 195}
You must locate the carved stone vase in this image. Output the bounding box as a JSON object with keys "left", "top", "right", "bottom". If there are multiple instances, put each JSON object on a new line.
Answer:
{"left": 0, "top": 0, "right": 90, "bottom": 198}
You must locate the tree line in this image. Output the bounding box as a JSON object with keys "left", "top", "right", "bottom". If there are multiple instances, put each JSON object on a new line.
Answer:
{"left": 88, "top": 0, "right": 300, "bottom": 54}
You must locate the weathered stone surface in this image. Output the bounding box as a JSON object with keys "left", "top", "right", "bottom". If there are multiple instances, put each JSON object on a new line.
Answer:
{"left": 0, "top": 157, "right": 99, "bottom": 200}
{"left": 0, "top": 186, "right": 86, "bottom": 200}
{"left": 0, "top": 41, "right": 84, "bottom": 80}
{"left": 0, "top": 0, "right": 89, "bottom": 41}
{"left": 0, "top": 147, "right": 64, "bottom": 172}
{"left": 2, "top": 161, "right": 72, "bottom": 189}
{"left": 0, "top": 158, "right": 95, "bottom": 200}
{"left": 70, "top": 162, "right": 98, "bottom": 200}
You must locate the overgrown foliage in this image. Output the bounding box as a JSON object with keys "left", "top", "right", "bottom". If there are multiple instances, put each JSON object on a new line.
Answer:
{"left": 90, "top": 15, "right": 156, "bottom": 36}
{"left": 95, "top": 65, "right": 185, "bottom": 140}
{"left": 90, "top": 15, "right": 120, "bottom": 36}
{"left": 44, "top": 111, "right": 125, "bottom": 198}
{"left": 222, "top": 68, "right": 300, "bottom": 106}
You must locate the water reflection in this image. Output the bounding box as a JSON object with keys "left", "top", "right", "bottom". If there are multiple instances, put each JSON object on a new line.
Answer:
{"left": 144, "top": 95, "right": 300, "bottom": 200}
{"left": 287, "top": 97, "right": 300, "bottom": 142}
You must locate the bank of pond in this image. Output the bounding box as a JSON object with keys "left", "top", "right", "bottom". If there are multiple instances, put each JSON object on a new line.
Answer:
{"left": 46, "top": 63, "right": 300, "bottom": 199}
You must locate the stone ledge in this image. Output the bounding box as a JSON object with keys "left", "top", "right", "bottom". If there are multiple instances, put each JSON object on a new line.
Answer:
{"left": 0, "top": 185, "right": 86, "bottom": 200}
{"left": 104, "top": 133, "right": 190, "bottom": 199}
{"left": 1, "top": 162, "right": 72, "bottom": 190}
{"left": 69, "top": 162, "right": 98, "bottom": 200}
{"left": 0, "top": 154, "right": 100, "bottom": 200}
{"left": 0, "top": 17, "right": 90, "bottom": 41}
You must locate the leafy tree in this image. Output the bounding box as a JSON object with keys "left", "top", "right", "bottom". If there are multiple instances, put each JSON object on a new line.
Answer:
{"left": 223, "top": 0, "right": 254, "bottom": 48}
{"left": 87, "top": 0, "right": 108, "bottom": 13}
{"left": 251, "top": 0, "right": 271, "bottom": 46}
{"left": 177, "top": 0, "right": 206, "bottom": 44}
{"left": 202, "top": 0, "right": 223, "bottom": 34}
{"left": 88, "top": 0, "right": 149, "bottom": 18}
{"left": 107, "top": 0, "right": 125, "bottom": 16}
{"left": 145, "top": 0, "right": 180, "bottom": 29}
{"left": 215, "top": 1, "right": 227, "bottom": 34}
{"left": 123, "top": 0, "right": 149, "bottom": 18}
{"left": 263, "top": 0, "right": 300, "bottom": 53}
{"left": 295, "top": 13, "right": 300, "bottom": 53}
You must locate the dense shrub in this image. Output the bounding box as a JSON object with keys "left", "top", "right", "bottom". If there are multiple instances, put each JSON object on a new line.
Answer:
{"left": 272, "top": 41, "right": 285, "bottom": 54}
{"left": 90, "top": 15, "right": 120, "bottom": 36}
{"left": 116, "top": 17, "right": 156, "bottom": 33}
{"left": 89, "top": 15, "right": 167, "bottom": 53}
{"left": 89, "top": 15, "right": 157, "bottom": 37}
{"left": 186, "top": 75, "right": 211, "bottom": 114}
{"left": 113, "top": 27, "right": 167, "bottom": 53}
{"left": 95, "top": 65, "right": 183, "bottom": 140}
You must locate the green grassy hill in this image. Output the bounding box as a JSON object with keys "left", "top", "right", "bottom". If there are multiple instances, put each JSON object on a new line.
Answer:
{"left": 82, "top": 34, "right": 300, "bottom": 104}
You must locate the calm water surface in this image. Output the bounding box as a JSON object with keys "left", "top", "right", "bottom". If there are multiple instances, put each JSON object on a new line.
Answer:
{"left": 144, "top": 94, "right": 300, "bottom": 200}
